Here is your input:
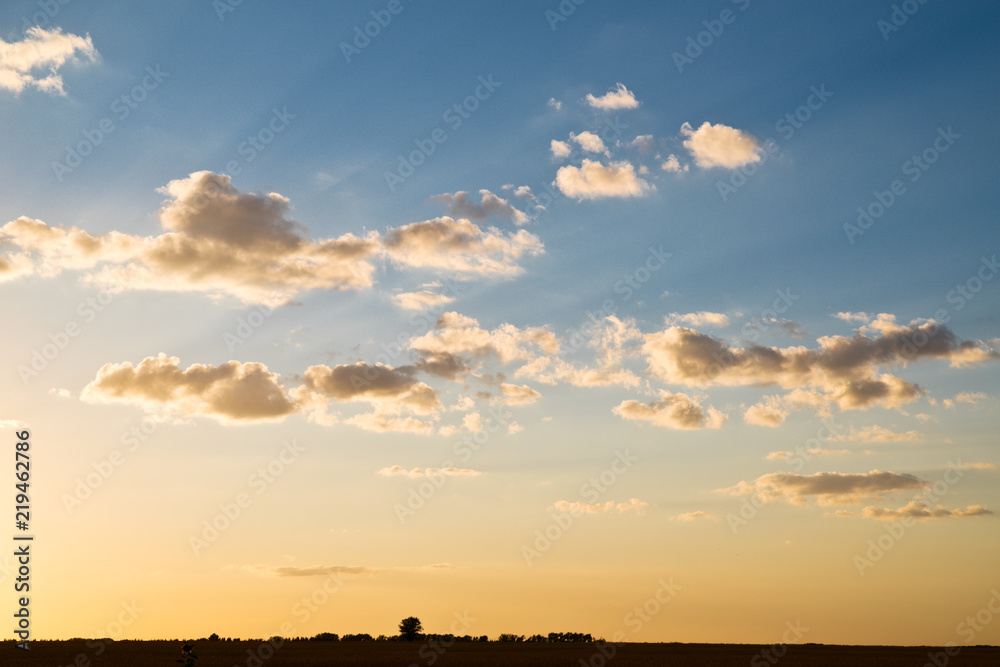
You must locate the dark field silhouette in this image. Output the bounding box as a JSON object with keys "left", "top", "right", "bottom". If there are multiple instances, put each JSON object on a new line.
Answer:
{"left": 7, "top": 640, "right": 999, "bottom": 666}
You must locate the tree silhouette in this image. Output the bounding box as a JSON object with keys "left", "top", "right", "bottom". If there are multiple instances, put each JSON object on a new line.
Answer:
{"left": 398, "top": 616, "right": 423, "bottom": 641}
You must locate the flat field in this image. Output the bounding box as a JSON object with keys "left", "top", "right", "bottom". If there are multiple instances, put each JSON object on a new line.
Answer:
{"left": 6, "top": 640, "right": 1000, "bottom": 666}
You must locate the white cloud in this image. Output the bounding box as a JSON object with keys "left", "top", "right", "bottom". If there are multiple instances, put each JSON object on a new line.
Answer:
{"left": 680, "top": 121, "right": 762, "bottom": 169}
{"left": 550, "top": 139, "right": 572, "bottom": 159}
{"left": 672, "top": 511, "right": 716, "bottom": 522}
{"left": 500, "top": 382, "right": 541, "bottom": 405}
{"left": 547, "top": 97, "right": 562, "bottom": 111}
{"left": 552, "top": 498, "right": 648, "bottom": 514}
{"left": 377, "top": 465, "right": 482, "bottom": 478}
{"left": 554, "top": 159, "right": 652, "bottom": 200}
{"left": 392, "top": 290, "right": 455, "bottom": 311}
{"left": 664, "top": 311, "right": 729, "bottom": 328}
{"left": 569, "top": 131, "right": 608, "bottom": 155}
{"left": 584, "top": 83, "right": 639, "bottom": 111}
{"left": 0, "top": 27, "right": 98, "bottom": 95}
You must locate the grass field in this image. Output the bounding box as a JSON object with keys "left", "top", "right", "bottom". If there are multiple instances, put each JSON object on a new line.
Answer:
{"left": 7, "top": 640, "right": 1000, "bottom": 666}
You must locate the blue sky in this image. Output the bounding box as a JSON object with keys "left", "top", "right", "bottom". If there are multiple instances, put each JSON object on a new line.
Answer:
{"left": 1, "top": 0, "right": 999, "bottom": 645}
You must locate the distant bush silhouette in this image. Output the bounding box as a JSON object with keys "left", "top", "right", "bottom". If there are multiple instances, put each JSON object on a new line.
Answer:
{"left": 207, "top": 633, "right": 219, "bottom": 642}
{"left": 341, "top": 633, "right": 374, "bottom": 641}
{"left": 310, "top": 632, "right": 339, "bottom": 641}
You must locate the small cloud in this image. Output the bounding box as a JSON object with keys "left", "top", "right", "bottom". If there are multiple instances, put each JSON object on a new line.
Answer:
{"left": 547, "top": 97, "right": 562, "bottom": 111}
{"left": 584, "top": 83, "right": 639, "bottom": 111}
{"left": 508, "top": 421, "right": 523, "bottom": 434}
{"left": 552, "top": 498, "right": 649, "bottom": 514}
{"left": 554, "top": 159, "right": 652, "bottom": 200}
{"left": 860, "top": 501, "right": 994, "bottom": 521}
{"left": 569, "top": 131, "right": 609, "bottom": 155}
{"left": 660, "top": 155, "right": 687, "bottom": 173}
{"left": 376, "top": 465, "right": 482, "bottom": 478}
{"left": 664, "top": 311, "right": 729, "bottom": 328}
{"left": 680, "top": 121, "right": 762, "bottom": 169}
{"left": 392, "top": 290, "right": 455, "bottom": 311}
{"left": 551, "top": 139, "right": 572, "bottom": 159}
{"left": 672, "top": 511, "right": 716, "bottom": 522}
{"left": 48, "top": 388, "right": 71, "bottom": 399}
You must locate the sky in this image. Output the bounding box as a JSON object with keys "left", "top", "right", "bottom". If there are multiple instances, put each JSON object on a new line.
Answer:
{"left": 1, "top": 0, "right": 999, "bottom": 647}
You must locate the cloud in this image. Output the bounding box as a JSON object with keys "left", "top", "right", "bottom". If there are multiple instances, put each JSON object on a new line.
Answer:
{"left": 431, "top": 190, "right": 529, "bottom": 225}
{"left": 500, "top": 382, "right": 541, "bottom": 405}
{"left": 344, "top": 411, "right": 436, "bottom": 434}
{"left": 643, "top": 319, "right": 997, "bottom": 413}
{"left": 301, "top": 362, "right": 441, "bottom": 415}
{"left": 672, "top": 511, "right": 716, "bottom": 522}
{"left": 0, "top": 27, "right": 98, "bottom": 95}
{"left": 377, "top": 465, "right": 482, "bottom": 478}
{"left": 584, "top": 83, "right": 639, "bottom": 111}
{"left": 953, "top": 391, "right": 989, "bottom": 405}
{"left": 834, "top": 312, "right": 872, "bottom": 323}
{"left": 629, "top": 135, "right": 655, "bottom": 152}
{"left": 2, "top": 173, "right": 549, "bottom": 305}
{"left": 719, "top": 470, "right": 927, "bottom": 506}
{"left": 238, "top": 564, "right": 375, "bottom": 577}
{"left": 1, "top": 172, "right": 381, "bottom": 305}
{"left": 858, "top": 501, "right": 993, "bottom": 521}
{"left": 81, "top": 354, "right": 298, "bottom": 423}
{"left": 830, "top": 425, "right": 922, "bottom": 443}
{"left": 665, "top": 311, "right": 730, "bottom": 328}
{"left": 392, "top": 290, "right": 455, "bottom": 311}
{"left": 554, "top": 159, "right": 652, "bottom": 200}
{"left": 547, "top": 97, "right": 562, "bottom": 110}
{"left": 680, "top": 121, "right": 762, "bottom": 169}
{"left": 613, "top": 391, "right": 726, "bottom": 430}
{"left": 552, "top": 498, "right": 648, "bottom": 514}
{"left": 551, "top": 139, "right": 572, "bottom": 159}
{"left": 409, "top": 312, "right": 559, "bottom": 367}
{"left": 569, "top": 131, "right": 608, "bottom": 155}
{"left": 766, "top": 448, "right": 852, "bottom": 461}
{"left": 383, "top": 216, "right": 543, "bottom": 277}
{"left": 661, "top": 155, "right": 687, "bottom": 173}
